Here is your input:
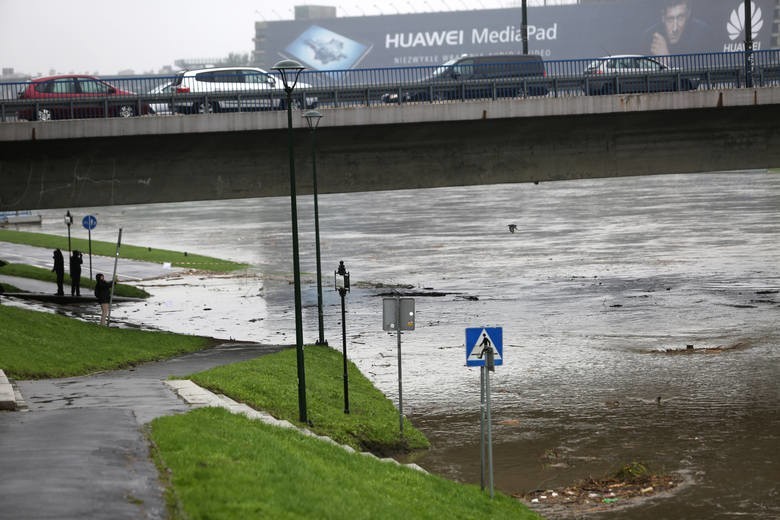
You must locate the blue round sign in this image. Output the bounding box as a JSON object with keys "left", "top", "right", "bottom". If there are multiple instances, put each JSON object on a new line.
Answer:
{"left": 82, "top": 215, "right": 97, "bottom": 230}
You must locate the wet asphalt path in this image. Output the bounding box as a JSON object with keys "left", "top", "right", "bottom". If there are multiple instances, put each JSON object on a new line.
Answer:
{"left": 0, "top": 343, "right": 289, "bottom": 520}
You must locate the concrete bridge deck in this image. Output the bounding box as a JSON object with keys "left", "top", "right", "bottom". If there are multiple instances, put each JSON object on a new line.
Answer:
{"left": 1, "top": 87, "right": 779, "bottom": 211}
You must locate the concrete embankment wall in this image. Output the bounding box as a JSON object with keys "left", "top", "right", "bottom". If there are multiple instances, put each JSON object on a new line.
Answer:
{"left": 1, "top": 88, "right": 779, "bottom": 210}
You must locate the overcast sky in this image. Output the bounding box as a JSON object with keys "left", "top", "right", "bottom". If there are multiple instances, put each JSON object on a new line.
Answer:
{"left": 0, "top": 0, "right": 536, "bottom": 76}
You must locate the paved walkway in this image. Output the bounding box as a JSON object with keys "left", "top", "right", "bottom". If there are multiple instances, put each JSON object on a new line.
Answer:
{"left": 0, "top": 343, "right": 289, "bottom": 520}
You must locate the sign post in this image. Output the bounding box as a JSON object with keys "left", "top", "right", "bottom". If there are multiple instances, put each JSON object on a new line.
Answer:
{"left": 383, "top": 295, "right": 415, "bottom": 436}
{"left": 466, "top": 326, "right": 503, "bottom": 499}
{"left": 82, "top": 215, "right": 97, "bottom": 280}
{"left": 106, "top": 228, "right": 122, "bottom": 327}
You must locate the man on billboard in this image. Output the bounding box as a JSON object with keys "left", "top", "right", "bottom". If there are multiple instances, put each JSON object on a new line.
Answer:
{"left": 646, "top": 0, "right": 710, "bottom": 55}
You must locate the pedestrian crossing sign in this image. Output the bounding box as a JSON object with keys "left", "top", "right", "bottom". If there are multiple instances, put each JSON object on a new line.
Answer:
{"left": 465, "top": 327, "right": 503, "bottom": 367}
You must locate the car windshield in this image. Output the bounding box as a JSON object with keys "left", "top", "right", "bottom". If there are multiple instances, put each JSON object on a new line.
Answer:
{"left": 423, "top": 57, "right": 462, "bottom": 81}
{"left": 150, "top": 83, "right": 173, "bottom": 94}
{"left": 637, "top": 58, "right": 664, "bottom": 71}
{"left": 586, "top": 59, "right": 607, "bottom": 72}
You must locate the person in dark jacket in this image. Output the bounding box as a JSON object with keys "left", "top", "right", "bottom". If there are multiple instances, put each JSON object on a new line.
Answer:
{"left": 52, "top": 248, "right": 65, "bottom": 296}
{"left": 94, "top": 273, "right": 114, "bottom": 326}
{"left": 70, "top": 250, "right": 83, "bottom": 296}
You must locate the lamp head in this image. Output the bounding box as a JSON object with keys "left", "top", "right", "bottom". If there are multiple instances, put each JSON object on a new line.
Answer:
{"left": 302, "top": 109, "right": 322, "bottom": 130}
{"left": 335, "top": 260, "right": 350, "bottom": 292}
{"left": 272, "top": 59, "right": 306, "bottom": 91}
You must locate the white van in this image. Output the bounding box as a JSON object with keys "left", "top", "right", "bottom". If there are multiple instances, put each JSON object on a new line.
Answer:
{"left": 169, "top": 67, "right": 318, "bottom": 114}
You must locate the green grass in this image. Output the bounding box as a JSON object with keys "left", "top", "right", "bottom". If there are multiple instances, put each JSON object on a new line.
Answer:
{"left": 0, "top": 262, "right": 149, "bottom": 298}
{"left": 0, "top": 229, "right": 248, "bottom": 272}
{"left": 0, "top": 282, "right": 23, "bottom": 292}
{"left": 188, "top": 345, "right": 429, "bottom": 453}
{"left": 150, "top": 408, "right": 543, "bottom": 520}
{"left": 0, "top": 305, "right": 214, "bottom": 379}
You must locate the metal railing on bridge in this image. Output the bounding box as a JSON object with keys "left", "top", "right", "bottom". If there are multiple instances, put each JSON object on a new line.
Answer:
{"left": 1, "top": 49, "right": 779, "bottom": 123}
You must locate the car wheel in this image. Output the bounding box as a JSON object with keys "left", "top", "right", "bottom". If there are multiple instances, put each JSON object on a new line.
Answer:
{"left": 195, "top": 102, "right": 215, "bottom": 114}
{"left": 118, "top": 105, "right": 135, "bottom": 118}
{"left": 36, "top": 108, "right": 52, "bottom": 121}
{"left": 278, "top": 98, "right": 302, "bottom": 110}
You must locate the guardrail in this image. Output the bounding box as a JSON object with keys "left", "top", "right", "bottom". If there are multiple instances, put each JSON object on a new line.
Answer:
{"left": 1, "top": 49, "right": 779, "bottom": 122}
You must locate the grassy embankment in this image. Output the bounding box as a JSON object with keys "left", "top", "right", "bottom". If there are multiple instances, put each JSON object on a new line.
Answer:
{"left": 0, "top": 305, "right": 213, "bottom": 379}
{"left": 188, "top": 344, "right": 429, "bottom": 453}
{"left": 151, "top": 407, "right": 542, "bottom": 520}
{"left": 151, "top": 345, "right": 541, "bottom": 518}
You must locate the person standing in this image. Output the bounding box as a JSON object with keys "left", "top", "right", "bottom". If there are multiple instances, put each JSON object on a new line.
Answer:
{"left": 70, "top": 250, "right": 83, "bottom": 296}
{"left": 94, "top": 273, "right": 114, "bottom": 326}
{"left": 52, "top": 248, "right": 65, "bottom": 296}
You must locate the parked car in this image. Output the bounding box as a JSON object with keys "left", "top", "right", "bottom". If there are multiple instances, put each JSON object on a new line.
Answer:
{"left": 583, "top": 55, "right": 700, "bottom": 95}
{"left": 16, "top": 75, "right": 151, "bottom": 121}
{"left": 381, "top": 54, "right": 549, "bottom": 104}
{"left": 169, "top": 66, "right": 318, "bottom": 114}
{"left": 148, "top": 81, "right": 175, "bottom": 115}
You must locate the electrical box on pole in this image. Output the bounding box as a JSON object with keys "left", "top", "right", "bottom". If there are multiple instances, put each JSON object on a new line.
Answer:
{"left": 383, "top": 297, "right": 415, "bottom": 330}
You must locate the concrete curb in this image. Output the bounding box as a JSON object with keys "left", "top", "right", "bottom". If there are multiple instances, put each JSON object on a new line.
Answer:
{"left": 165, "top": 380, "right": 427, "bottom": 473}
{"left": 0, "top": 370, "right": 17, "bottom": 411}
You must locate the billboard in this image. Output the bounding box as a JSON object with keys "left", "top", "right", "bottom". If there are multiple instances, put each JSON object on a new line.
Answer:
{"left": 255, "top": 0, "right": 777, "bottom": 70}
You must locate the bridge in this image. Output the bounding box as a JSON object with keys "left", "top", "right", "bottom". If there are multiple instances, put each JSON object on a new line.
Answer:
{"left": 1, "top": 85, "right": 780, "bottom": 211}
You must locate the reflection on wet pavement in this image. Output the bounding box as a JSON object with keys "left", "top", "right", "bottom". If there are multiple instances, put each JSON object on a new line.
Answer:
{"left": 30, "top": 171, "right": 780, "bottom": 519}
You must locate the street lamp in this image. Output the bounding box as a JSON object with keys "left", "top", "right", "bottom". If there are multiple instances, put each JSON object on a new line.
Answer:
{"left": 273, "top": 58, "right": 309, "bottom": 424}
{"left": 303, "top": 109, "right": 326, "bottom": 346}
{"left": 335, "top": 260, "right": 351, "bottom": 414}
{"left": 521, "top": 0, "right": 528, "bottom": 55}
{"left": 64, "top": 210, "right": 73, "bottom": 254}
{"left": 744, "top": 0, "right": 754, "bottom": 88}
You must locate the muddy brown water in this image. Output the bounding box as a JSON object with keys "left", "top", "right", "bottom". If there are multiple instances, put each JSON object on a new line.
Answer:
{"left": 22, "top": 170, "right": 780, "bottom": 519}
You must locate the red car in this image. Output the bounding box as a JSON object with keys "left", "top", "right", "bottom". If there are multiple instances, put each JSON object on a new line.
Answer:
{"left": 16, "top": 75, "right": 151, "bottom": 121}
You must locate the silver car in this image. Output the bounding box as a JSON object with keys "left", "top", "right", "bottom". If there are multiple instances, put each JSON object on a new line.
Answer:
{"left": 148, "top": 82, "right": 174, "bottom": 115}
{"left": 169, "top": 67, "right": 318, "bottom": 114}
{"left": 583, "top": 55, "right": 699, "bottom": 95}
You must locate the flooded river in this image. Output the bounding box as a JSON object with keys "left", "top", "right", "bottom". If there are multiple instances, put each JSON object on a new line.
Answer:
{"left": 32, "top": 170, "right": 780, "bottom": 518}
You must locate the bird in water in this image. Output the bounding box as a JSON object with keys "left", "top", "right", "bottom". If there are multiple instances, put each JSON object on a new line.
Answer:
{"left": 508, "top": 224, "right": 518, "bottom": 233}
